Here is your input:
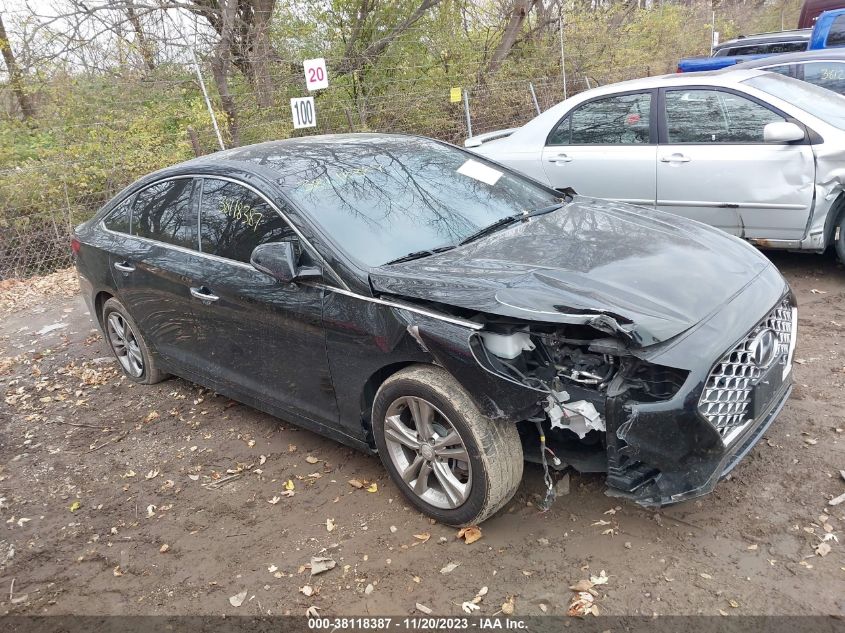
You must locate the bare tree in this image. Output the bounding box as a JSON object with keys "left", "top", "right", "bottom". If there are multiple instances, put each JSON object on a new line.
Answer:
{"left": 125, "top": 1, "right": 157, "bottom": 71}
{"left": 0, "top": 12, "right": 36, "bottom": 119}
{"left": 209, "top": 0, "right": 241, "bottom": 145}
{"left": 486, "top": 0, "right": 540, "bottom": 74}
{"left": 338, "top": 0, "right": 445, "bottom": 73}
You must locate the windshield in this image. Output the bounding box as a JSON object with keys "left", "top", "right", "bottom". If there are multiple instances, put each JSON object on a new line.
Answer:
{"left": 743, "top": 72, "right": 845, "bottom": 128}
{"left": 270, "top": 136, "right": 559, "bottom": 267}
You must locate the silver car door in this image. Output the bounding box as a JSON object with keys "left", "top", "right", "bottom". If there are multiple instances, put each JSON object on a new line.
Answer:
{"left": 540, "top": 90, "right": 657, "bottom": 205}
{"left": 656, "top": 87, "right": 814, "bottom": 239}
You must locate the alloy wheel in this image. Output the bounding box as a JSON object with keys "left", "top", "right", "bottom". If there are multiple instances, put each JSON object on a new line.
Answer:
{"left": 383, "top": 396, "right": 471, "bottom": 509}
{"left": 106, "top": 312, "right": 144, "bottom": 378}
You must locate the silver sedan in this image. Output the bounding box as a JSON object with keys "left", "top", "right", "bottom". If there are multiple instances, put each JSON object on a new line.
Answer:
{"left": 467, "top": 69, "right": 845, "bottom": 262}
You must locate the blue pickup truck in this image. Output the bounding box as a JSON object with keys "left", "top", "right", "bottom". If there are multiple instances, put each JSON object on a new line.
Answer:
{"left": 678, "top": 8, "right": 845, "bottom": 72}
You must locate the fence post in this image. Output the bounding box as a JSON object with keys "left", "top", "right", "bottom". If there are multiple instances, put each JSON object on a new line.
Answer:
{"left": 559, "top": 14, "right": 567, "bottom": 100}
{"left": 528, "top": 82, "right": 541, "bottom": 115}
{"left": 463, "top": 89, "right": 473, "bottom": 139}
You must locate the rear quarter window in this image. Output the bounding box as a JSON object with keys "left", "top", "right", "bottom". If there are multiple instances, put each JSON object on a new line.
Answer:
{"left": 133, "top": 178, "right": 197, "bottom": 249}
{"left": 103, "top": 197, "right": 133, "bottom": 234}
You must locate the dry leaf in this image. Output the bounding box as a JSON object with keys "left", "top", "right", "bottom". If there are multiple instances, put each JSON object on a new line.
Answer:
{"left": 145, "top": 468, "right": 159, "bottom": 480}
{"left": 816, "top": 542, "right": 831, "bottom": 557}
{"left": 284, "top": 479, "right": 295, "bottom": 491}
{"left": 159, "top": 544, "right": 170, "bottom": 553}
{"left": 462, "top": 601, "right": 480, "bottom": 614}
{"left": 416, "top": 603, "right": 433, "bottom": 615}
{"left": 69, "top": 500, "right": 81, "bottom": 512}
{"left": 306, "top": 455, "right": 320, "bottom": 464}
{"left": 501, "top": 597, "right": 515, "bottom": 615}
{"left": 440, "top": 561, "right": 460, "bottom": 574}
{"left": 413, "top": 532, "right": 431, "bottom": 544}
{"left": 326, "top": 518, "right": 336, "bottom": 532}
{"left": 229, "top": 590, "right": 247, "bottom": 607}
{"left": 300, "top": 585, "right": 314, "bottom": 597}
{"left": 348, "top": 479, "right": 364, "bottom": 489}
{"left": 268, "top": 496, "right": 281, "bottom": 505}
{"left": 590, "top": 570, "right": 609, "bottom": 585}
{"left": 310, "top": 557, "right": 336, "bottom": 576}
{"left": 457, "top": 526, "right": 482, "bottom": 544}
{"left": 569, "top": 579, "right": 594, "bottom": 592}
{"left": 305, "top": 606, "right": 320, "bottom": 617}
{"left": 366, "top": 483, "right": 378, "bottom": 493}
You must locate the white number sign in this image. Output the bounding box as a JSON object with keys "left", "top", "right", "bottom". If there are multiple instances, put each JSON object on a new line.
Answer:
{"left": 303, "top": 58, "right": 329, "bottom": 91}
{"left": 290, "top": 96, "right": 316, "bottom": 129}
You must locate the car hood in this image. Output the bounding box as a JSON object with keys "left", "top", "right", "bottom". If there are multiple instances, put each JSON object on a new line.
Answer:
{"left": 369, "top": 197, "right": 773, "bottom": 347}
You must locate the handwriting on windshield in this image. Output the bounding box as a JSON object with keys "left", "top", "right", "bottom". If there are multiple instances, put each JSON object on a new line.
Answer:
{"left": 220, "top": 197, "right": 262, "bottom": 230}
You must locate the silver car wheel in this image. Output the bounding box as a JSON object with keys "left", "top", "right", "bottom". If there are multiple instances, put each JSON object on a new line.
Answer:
{"left": 383, "top": 396, "right": 471, "bottom": 509}
{"left": 107, "top": 312, "right": 144, "bottom": 378}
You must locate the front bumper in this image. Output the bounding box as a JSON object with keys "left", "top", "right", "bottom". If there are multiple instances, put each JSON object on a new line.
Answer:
{"left": 604, "top": 266, "right": 795, "bottom": 507}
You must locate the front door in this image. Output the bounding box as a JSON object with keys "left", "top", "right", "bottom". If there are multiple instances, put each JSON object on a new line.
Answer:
{"left": 656, "top": 87, "right": 815, "bottom": 239}
{"left": 540, "top": 90, "right": 657, "bottom": 206}
{"left": 188, "top": 177, "right": 338, "bottom": 426}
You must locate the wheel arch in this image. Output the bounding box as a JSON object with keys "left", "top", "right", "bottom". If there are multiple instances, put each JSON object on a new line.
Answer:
{"left": 94, "top": 290, "right": 114, "bottom": 328}
{"left": 823, "top": 191, "right": 845, "bottom": 248}
{"left": 359, "top": 360, "right": 433, "bottom": 448}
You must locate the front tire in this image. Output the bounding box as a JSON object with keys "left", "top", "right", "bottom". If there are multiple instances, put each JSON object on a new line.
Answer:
{"left": 101, "top": 297, "right": 167, "bottom": 385}
{"left": 372, "top": 365, "right": 523, "bottom": 526}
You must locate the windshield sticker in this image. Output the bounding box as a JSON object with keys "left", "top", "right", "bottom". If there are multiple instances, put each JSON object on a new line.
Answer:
{"left": 457, "top": 159, "right": 502, "bottom": 186}
{"left": 220, "top": 197, "right": 262, "bottom": 230}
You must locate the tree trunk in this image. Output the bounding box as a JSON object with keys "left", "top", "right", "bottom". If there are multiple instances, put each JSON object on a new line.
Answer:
{"left": 212, "top": 0, "right": 241, "bottom": 147}
{"left": 125, "top": 1, "right": 156, "bottom": 72}
{"left": 0, "top": 13, "right": 36, "bottom": 120}
{"left": 486, "top": 0, "right": 539, "bottom": 74}
{"left": 245, "top": 0, "right": 274, "bottom": 108}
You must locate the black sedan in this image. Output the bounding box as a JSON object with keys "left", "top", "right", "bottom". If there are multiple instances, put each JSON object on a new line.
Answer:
{"left": 73, "top": 134, "right": 797, "bottom": 525}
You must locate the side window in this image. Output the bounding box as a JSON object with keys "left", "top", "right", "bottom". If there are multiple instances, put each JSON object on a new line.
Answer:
{"left": 799, "top": 61, "right": 845, "bottom": 94}
{"left": 548, "top": 92, "right": 651, "bottom": 145}
{"left": 103, "top": 196, "right": 133, "bottom": 234}
{"left": 665, "top": 89, "right": 785, "bottom": 143}
{"left": 826, "top": 14, "right": 845, "bottom": 47}
{"left": 134, "top": 179, "right": 196, "bottom": 248}
{"left": 199, "top": 179, "right": 295, "bottom": 263}
{"left": 760, "top": 63, "right": 798, "bottom": 78}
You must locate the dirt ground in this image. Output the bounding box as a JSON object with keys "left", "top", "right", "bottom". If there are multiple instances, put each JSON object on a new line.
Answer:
{"left": 0, "top": 252, "right": 844, "bottom": 618}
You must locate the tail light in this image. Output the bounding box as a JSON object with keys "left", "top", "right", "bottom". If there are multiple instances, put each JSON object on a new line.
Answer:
{"left": 71, "top": 236, "right": 81, "bottom": 255}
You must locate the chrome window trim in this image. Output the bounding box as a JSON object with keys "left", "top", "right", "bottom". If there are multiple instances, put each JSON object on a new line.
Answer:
{"left": 98, "top": 173, "right": 349, "bottom": 290}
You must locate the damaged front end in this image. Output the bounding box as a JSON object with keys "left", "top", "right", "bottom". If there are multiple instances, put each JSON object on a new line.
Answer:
{"left": 461, "top": 288, "right": 796, "bottom": 508}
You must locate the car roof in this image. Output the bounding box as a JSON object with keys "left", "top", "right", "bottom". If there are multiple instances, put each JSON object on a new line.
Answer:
{"left": 154, "top": 133, "right": 430, "bottom": 179}
{"left": 715, "top": 28, "right": 811, "bottom": 49}
{"left": 568, "top": 67, "right": 769, "bottom": 97}
{"left": 733, "top": 47, "right": 845, "bottom": 68}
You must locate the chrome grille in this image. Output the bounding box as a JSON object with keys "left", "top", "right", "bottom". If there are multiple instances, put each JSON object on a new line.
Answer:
{"left": 698, "top": 299, "right": 795, "bottom": 438}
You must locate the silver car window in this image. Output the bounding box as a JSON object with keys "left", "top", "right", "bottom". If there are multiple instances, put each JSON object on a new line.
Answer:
{"left": 665, "top": 89, "right": 784, "bottom": 143}
{"left": 744, "top": 72, "right": 845, "bottom": 129}
{"left": 548, "top": 92, "right": 651, "bottom": 146}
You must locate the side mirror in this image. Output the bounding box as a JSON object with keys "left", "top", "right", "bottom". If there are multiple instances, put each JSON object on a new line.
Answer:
{"left": 250, "top": 242, "right": 321, "bottom": 283}
{"left": 763, "top": 121, "right": 805, "bottom": 143}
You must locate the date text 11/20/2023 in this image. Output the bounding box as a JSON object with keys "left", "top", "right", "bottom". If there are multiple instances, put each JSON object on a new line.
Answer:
{"left": 307, "top": 617, "right": 528, "bottom": 630}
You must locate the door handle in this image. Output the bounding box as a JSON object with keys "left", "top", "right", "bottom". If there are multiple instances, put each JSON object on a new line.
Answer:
{"left": 190, "top": 286, "right": 220, "bottom": 303}
{"left": 659, "top": 153, "right": 691, "bottom": 163}
{"left": 113, "top": 261, "right": 135, "bottom": 273}
{"left": 547, "top": 153, "right": 573, "bottom": 163}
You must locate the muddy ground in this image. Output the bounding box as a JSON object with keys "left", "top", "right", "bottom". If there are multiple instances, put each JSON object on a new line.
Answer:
{"left": 0, "top": 253, "right": 844, "bottom": 617}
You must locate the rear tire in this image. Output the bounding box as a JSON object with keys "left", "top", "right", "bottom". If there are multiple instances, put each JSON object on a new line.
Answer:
{"left": 372, "top": 364, "right": 523, "bottom": 526}
{"left": 101, "top": 298, "right": 167, "bottom": 385}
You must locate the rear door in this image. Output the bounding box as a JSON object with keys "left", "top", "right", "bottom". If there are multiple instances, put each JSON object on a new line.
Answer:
{"left": 540, "top": 90, "right": 657, "bottom": 206}
{"left": 188, "top": 177, "right": 338, "bottom": 426}
{"left": 107, "top": 177, "right": 204, "bottom": 372}
{"left": 656, "top": 87, "right": 815, "bottom": 238}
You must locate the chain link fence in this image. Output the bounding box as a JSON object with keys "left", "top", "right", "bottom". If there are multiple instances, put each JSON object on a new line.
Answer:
{"left": 0, "top": 64, "right": 641, "bottom": 281}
